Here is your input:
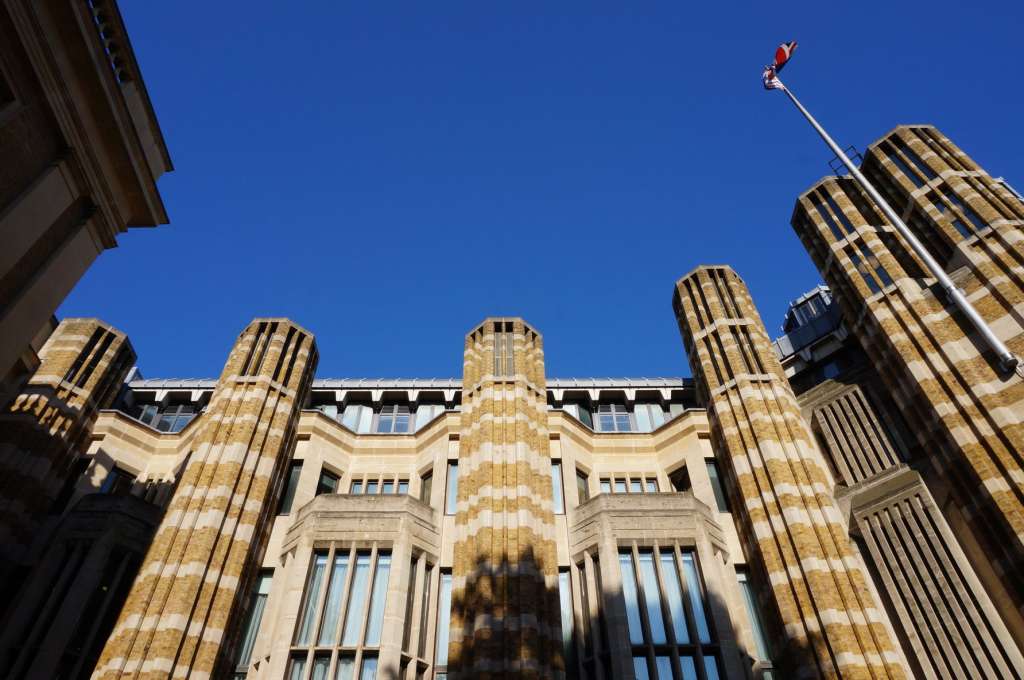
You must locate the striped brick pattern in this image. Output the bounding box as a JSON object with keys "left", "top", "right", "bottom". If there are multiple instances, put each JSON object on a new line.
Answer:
{"left": 91, "top": 319, "right": 317, "bottom": 680}
{"left": 0, "top": 319, "right": 134, "bottom": 572}
{"left": 791, "top": 125, "right": 1024, "bottom": 612}
{"left": 674, "top": 267, "right": 906, "bottom": 679}
{"left": 811, "top": 385, "right": 903, "bottom": 486}
{"left": 448, "top": 318, "right": 562, "bottom": 679}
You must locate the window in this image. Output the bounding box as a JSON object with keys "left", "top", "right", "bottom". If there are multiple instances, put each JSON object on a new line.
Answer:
{"left": 563, "top": 402, "right": 594, "bottom": 429}
{"left": 234, "top": 571, "right": 273, "bottom": 676}
{"left": 558, "top": 569, "right": 574, "bottom": 672}
{"left": 445, "top": 462, "right": 459, "bottom": 515}
{"left": 892, "top": 137, "right": 936, "bottom": 182}
{"left": 705, "top": 460, "right": 729, "bottom": 513}
{"left": 493, "top": 326, "right": 515, "bottom": 376}
{"left": 132, "top": 403, "right": 197, "bottom": 433}
{"left": 736, "top": 569, "right": 772, "bottom": 666}
{"left": 414, "top": 403, "right": 445, "bottom": 431}
{"left": 614, "top": 479, "right": 627, "bottom": 494}
{"left": 292, "top": 548, "right": 392, "bottom": 676}
{"left": 435, "top": 571, "right": 453, "bottom": 668}
{"left": 811, "top": 191, "right": 848, "bottom": 241}
{"left": 350, "top": 480, "right": 363, "bottom": 495}
{"left": 341, "top": 404, "right": 373, "bottom": 433}
{"left": 884, "top": 141, "right": 926, "bottom": 188}
{"left": 316, "top": 468, "right": 339, "bottom": 496}
{"left": 619, "top": 547, "right": 718, "bottom": 680}
{"left": 600, "top": 478, "right": 612, "bottom": 495}
{"left": 670, "top": 467, "right": 691, "bottom": 493}
{"left": 366, "top": 480, "right": 379, "bottom": 495}
{"left": 420, "top": 471, "right": 433, "bottom": 505}
{"left": 634, "top": 403, "right": 666, "bottom": 433}
{"left": 645, "top": 478, "right": 658, "bottom": 493}
{"left": 376, "top": 404, "right": 411, "bottom": 433}
{"left": 278, "top": 462, "right": 303, "bottom": 515}
{"left": 551, "top": 461, "right": 565, "bottom": 514}
{"left": 398, "top": 479, "right": 409, "bottom": 495}
{"left": 99, "top": 466, "right": 135, "bottom": 496}
{"left": 630, "top": 478, "right": 643, "bottom": 494}
{"left": 576, "top": 469, "right": 590, "bottom": 503}
{"left": 381, "top": 479, "right": 394, "bottom": 495}
{"left": 596, "top": 404, "right": 632, "bottom": 432}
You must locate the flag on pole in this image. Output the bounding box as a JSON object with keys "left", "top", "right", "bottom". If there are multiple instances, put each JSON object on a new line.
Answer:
{"left": 762, "top": 40, "right": 797, "bottom": 90}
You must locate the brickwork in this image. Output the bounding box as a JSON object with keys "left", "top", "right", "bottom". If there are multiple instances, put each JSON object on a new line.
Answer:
{"left": 674, "top": 266, "right": 906, "bottom": 679}
{"left": 448, "top": 318, "right": 562, "bottom": 679}
{"left": 91, "top": 319, "right": 317, "bottom": 680}
{"left": 790, "top": 125, "right": 1024, "bottom": 613}
{"left": 0, "top": 318, "right": 134, "bottom": 575}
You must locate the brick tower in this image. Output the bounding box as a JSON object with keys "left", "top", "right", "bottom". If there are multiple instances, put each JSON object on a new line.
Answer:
{"left": 448, "top": 318, "right": 562, "bottom": 680}
{"left": 674, "top": 266, "right": 907, "bottom": 679}
{"left": 91, "top": 319, "right": 317, "bottom": 679}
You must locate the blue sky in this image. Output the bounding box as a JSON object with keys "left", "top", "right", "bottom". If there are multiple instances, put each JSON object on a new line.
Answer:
{"left": 60, "top": 1, "right": 1024, "bottom": 379}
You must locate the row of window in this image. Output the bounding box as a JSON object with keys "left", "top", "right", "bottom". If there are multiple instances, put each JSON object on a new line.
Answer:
{"left": 563, "top": 402, "right": 683, "bottom": 433}
{"left": 129, "top": 403, "right": 198, "bottom": 433}
{"left": 279, "top": 458, "right": 731, "bottom": 522}
{"left": 313, "top": 403, "right": 447, "bottom": 435}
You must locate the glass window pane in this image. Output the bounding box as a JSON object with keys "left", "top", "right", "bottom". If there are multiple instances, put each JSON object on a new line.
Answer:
{"left": 615, "top": 414, "right": 631, "bottom": 431}
{"left": 296, "top": 553, "right": 328, "bottom": 645}
{"left": 359, "top": 657, "right": 378, "bottom": 680}
{"left": 398, "top": 480, "right": 409, "bottom": 495}
{"left": 288, "top": 655, "right": 307, "bottom": 680}
{"left": 598, "top": 414, "right": 615, "bottom": 431}
{"left": 551, "top": 462, "right": 564, "bottom": 514}
{"left": 680, "top": 655, "right": 699, "bottom": 680}
{"left": 382, "top": 480, "right": 394, "bottom": 494}
{"left": 704, "top": 656, "right": 721, "bottom": 680}
{"left": 357, "top": 405, "right": 373, "bottom": 433}
{"left": 629, "top": 479, "right": 642, "bottom": 494}
{"left": 737, "top": 570, "right": 771, "bottom": 661}
{"left": 312, "top": 655, "right": 331, "bottom": 680}
{"left": 364, "top": 553, "right": 391, "bottom": 646}
{"left": 614, "top": 479, "right": 626, "bottom": 494}
{"left": 618, "top": 552, "right": 644, "bottom": 645}
{"left": 236, "top": 572, "right": 272, "bottom": 668}
{"left": 342, "top": 553, "right": 372, "bottom": 645}
{"left": 645, "top": 478, "right": 658, "bottom": 493}
{"left": 334, "top": 657, "right": 355, "bottom": 680}
{"left": 638, "top": 550, "right": 666, "bottom": 644}
{"left": 436, "top": 572, "right": 453, "bottom": 666}
{"left": 681, "top": 553, "right": 711, "bottom": 644}
{"left": 576, "top": 469, "right": 589, "bottom": 503}
{"left": 635, "top": 404, "right": 653, "bottom": 432}
{"left": 351, "top": 481, "right": 363, "bottom": 495}
{"left": 445, "top": 463, "right": 459, "bottom": 515}
{"left": 655, "top": 656, "right": 673, "bottom": 680}
{"left": 317, "top": 470, "right": 339, "bottom": 496}
{"left": 660, "top": 551, "right": 689, "bottom": 644}
{"left": 366, "top": 480, "right": 379, "bottom": 495}
{"left": 420, "top": 473, "right": 433, "bottom": 504}
{"left": 394, "top": 414, "right": 410, "bottom": 433}
{"left": 633, "top": 656, "right": 650, "bottom": 680}
{"left": 705, "top": 460, "right": 729, "bottom": 513}
{"left": 600, "top": 479, "right": 611, "bottom": 494}
{"left": 318, "top": 554, "right": 350, "bottom": 645}
{"left": 279, "top": 462, "right": 303, "bottom": 515}
{"left": 558, "top": 570, "right": 573, "bottom": 664}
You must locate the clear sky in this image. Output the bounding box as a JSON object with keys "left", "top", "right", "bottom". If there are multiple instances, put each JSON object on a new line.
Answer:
{"left": 60, "top": 1, "right": 1024, "bottom": 379}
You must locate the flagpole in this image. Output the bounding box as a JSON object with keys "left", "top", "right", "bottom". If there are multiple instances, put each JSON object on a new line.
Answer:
{"left": 772, "top": 75, "right": 1020, "bottom": 375}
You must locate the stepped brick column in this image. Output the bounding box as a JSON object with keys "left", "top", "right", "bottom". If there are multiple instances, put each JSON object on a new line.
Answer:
{"left": 92, "top": 319, "right": 317, "bottom": 680}
{"left": 673, "top": 266, "right": 906, "bottom": 680}
{"left": 448, "top": 318, "right": 562, "bottom": 680}
{"left": 0, "top": 319, "right": 134, "bottom": 578}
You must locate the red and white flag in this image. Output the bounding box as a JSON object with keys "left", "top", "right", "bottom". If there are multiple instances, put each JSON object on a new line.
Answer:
{"left": 762, "top": 40, "right": 797, "bottom": 90}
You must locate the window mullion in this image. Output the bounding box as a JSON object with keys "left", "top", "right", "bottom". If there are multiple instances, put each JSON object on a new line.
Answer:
{"left": 628, "top": 543, "right": 655, "bottom": 674}
{"left": 674, "top": 545, "right": 703, "bottom": 668}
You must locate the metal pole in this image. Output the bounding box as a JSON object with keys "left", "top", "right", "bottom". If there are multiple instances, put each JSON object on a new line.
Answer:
{"left": 773, "top": 75, "right": 1020, "bottom": 374}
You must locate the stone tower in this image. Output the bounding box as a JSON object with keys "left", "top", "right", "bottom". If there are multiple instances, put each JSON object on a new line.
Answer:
{"left": 673, "top": 266, "right": 907, "bottom": 679}
{"left": 448, "top": 318, "right": 562, "bottom": 680}
{"left": 91, "top": 319, "right": 317, "bottom": 679}
{"left": 0, "top": 319, "right": 134, "bottom": 583}
{"left": 790, "top": 125, "right": 1024, "bottom": 615}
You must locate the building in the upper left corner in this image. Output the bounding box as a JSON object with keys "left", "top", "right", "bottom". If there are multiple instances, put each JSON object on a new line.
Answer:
{"left": 0, "top": 0, "right": 171, "bottom": 391}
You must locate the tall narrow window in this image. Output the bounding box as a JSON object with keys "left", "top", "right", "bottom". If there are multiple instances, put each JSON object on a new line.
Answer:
{"left": 235, "top": 571, "right": 273, "bottom": 675}
{"left": 445, "top": 462, "right": 459, "bottom": 515}
{"left": 420, "top": 471, "right": 433, "bottom": 505}
{"left": 364, "top": 553, "right": 391, "bottom": 646}
{"left": 576, "top": 469, "right": 590, "bottom": 503}
{"left": 737, "top": 569, "right": 772, "bottom": 664}
{"left": 705, "top": 460, "right": 729, "bottom": 513}
{"left": 634, "top": 403, "right": 666, "bottom": 432}
{"left": 278, "top": 461, "right": 303, "bottom": 515}
{"left": 558, "top": 569, "right": 574, "bottom": 673}
{"left": 342, "top": 553, "right": 372, "bottom": 645}
{"left": 341, "top": 404, "right": 373, "bottom": 433}
{"left": 619, "top": 552, "right": 644, "bottom": 645}
{"left": 599, "top": 479, "right": 611, "bottom": 494}
{"left": 436, "top": 571, "right": 453, "bottom": 667}
{"left": 316, "top": 468, "right": 339, "bottom": 496}
{"left": 381, "top": 479, "right": 394, "bottom": 494}
{"left": 551, "top": 461, "right": 565, "bottom": 514}
{"left": 295, "top": 553, "right": 328, "bottom": 645}
{"left": 366, "top": 479, "right": 379, "bottom": 495}
{"left": 637, "top": 550, "right": 667, "bottom": 644}
{"left": 317, "top": 554, "right": 350, "bottom": 645}
{"left": 398, "top": 479, "right": 409, "bottom": 495}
